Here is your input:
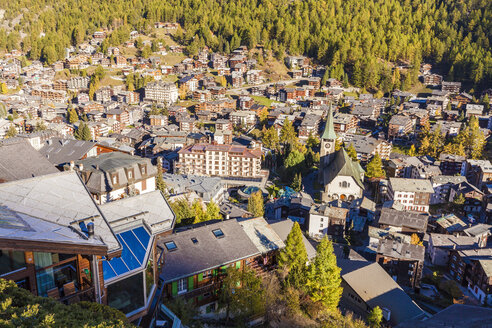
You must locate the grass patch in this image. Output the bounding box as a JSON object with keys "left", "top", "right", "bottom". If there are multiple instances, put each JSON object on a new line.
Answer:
{"left": 251, "top": 95, "right": 274, "bottom": 107}
{"left": 160, "top": 53, "right": 186, "bottom": 66}
{"left": 343, "top": 91, "right": 358, "bottom": 98}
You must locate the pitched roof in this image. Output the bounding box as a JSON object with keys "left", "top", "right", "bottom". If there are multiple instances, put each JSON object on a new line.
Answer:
{"left": 396, "top": 304, "right": 492, "bottom": 328}
{"left": 321, "top": 105, "right": 337, "bottom": 140}
{"left": 0, "top": 140, "right": 58, "bottom": 182}
{"left": 323, "top": 148, "right": 364, "bottom": 188}
{"left": 99, "top": 190, "right": 175, "bottom": 235}
{"left": 378, "top": 208, "right": 428, "bottom": 231}
{"left": 0, "top": 171, "right": 120, "bottom": 254}
{"left": 339, "top": 259, "right": 425, "bottom": 325}
{"left": 268, "top": 219, "right": 317, "bottom": 260}
{"left": 158, "top": 219, "right": 260, "bottom": 282}
{"left": 377, "top": 239, "right": 425, "bottom": 261}
{"left": 237, "top": 217, "right": 285, "bottom": 254}
{"left": 39, "top": 138, "right": 96, "bottom": 166}
{"left": 389, "top": 178, "right": 434, "bottom": 193}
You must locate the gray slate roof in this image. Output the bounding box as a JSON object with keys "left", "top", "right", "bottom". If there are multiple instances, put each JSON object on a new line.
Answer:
{"left": 158, "top": 219, "right": 260, "bottom": 282}
{"left": 0, "top": 172, "right": 120, "bottom": 254}
{"left": 237, "top": 217, "right": 285, "bottom": 254}
{"left": 39, "top": 138, "right": 96, "bottom": 166}
{"left": 0, "top": 140, "right": 58, "bottom": 182}
{"left": 339, "top": 259, "right": 425, "bottom": 326}
{"left": 377, "top": 239, "right": 425, "bottom": 261}
{"left": 378, "top": 208, "right": 428, "bottom": 231}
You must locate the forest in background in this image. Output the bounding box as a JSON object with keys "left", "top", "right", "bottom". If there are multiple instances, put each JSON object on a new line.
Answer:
{"left": 0, "top": 0, "right": 490, "bottom": 91}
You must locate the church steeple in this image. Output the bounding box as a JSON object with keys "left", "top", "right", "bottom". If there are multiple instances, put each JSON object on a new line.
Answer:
{"left": 318, "top": 104, "right": 337, "bottom": 184}
{"left": 321, "top": 104, "right": 337, "bottom": 141}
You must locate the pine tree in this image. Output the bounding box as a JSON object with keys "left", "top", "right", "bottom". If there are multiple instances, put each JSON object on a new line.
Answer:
{"left": 482, "top": 94, "right": 490, "bottom": 112}
{"left": 75, "top": 122, "right": 91, "bottom": 141}
{"left": 291, "top": 173, "right": 302, "bottom": 192}
{"left": 366, "top": 153, "right": 385, "bottom": 179}
{"left": 453, "top": 193, "right": 465, "bottom": 205}
{"left": 306, "top": 236, "right": 342, "bottom": 312}
{"left": 346, "top": 143, "right": 358, "bottom": 161}
{"left": 247, "top": 190, "right": 264, "bottom": 217}
{"left": 367, "top": 306, "right": 383, "bottom": 328}
{"left": 278, "top": 222, "right": 308, "bottom": 289}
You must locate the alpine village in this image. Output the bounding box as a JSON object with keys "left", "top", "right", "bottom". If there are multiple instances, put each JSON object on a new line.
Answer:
{"left": 0, "top": 0, "right": 491, "bottom": 327}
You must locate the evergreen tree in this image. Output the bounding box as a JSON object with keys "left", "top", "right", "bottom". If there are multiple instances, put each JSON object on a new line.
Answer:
{"left": 482, "top": 94, "right": 490, "bottom": 112}
{"left": 453, "top": 193, "right": 465, "bottom": 205}
{"left": 291, "top": 173, "right": 302, "bottom": 192}
{"left": 408, "top": 144, "right": 416, "bottom": 156}
{"left": 75, "top": 122, "right": 91, "bottom": 141}
{"left": 248, "top": 190, "right": 264, "bottom": 217}
{"left": 367, "top": 306, "right": 383, "bottom": 328}
{"left": 366, "top": 153, "right": 385, "bottom": 179}
{"left": 278, "top": 222, "right": 308, "bottom": 289}
{"left": 346, "top": 143, "right": 358, "bottom": 161}
{"left": 306, "top": 236, "right": 342, "bottom": 312}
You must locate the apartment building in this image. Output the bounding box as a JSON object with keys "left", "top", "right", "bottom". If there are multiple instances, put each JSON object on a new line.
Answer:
{"left": 176, "top": 143, "right": 262, "bottom": 178}
{"left": 144, "top": 81, "right": 179, "bottom": 104}
{"left": 387, "top": 178, "right": 434, "bottom": 212}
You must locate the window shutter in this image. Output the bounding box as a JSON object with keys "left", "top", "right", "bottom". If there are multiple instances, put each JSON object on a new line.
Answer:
{"left": 235, "top": 261, "right": 241, "bottom": 269}
{"left": 198, "top": 273, "right": 203, "bottom": 282}
{"left": 188, "top": 276, "right": 194, "bottom": 290}
{"left": 213, "top": 269, "right": 218, "bottom": 276}
{"left": 171, "top": 282, "right": 177, "bottom": 296}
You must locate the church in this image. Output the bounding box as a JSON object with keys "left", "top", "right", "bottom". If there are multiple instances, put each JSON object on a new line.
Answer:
{"left": 318, "top": 106, "right": 365, "bottom": 203}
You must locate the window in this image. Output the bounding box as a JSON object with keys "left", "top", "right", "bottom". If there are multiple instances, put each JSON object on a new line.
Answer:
{"left": 320, "top": 223, "right": 323, "bottom": 228}
{"left": 212, "top": 229, "right": 225, "bottom": 238}
{"left": 0, "top": 250, "right": 26, "bottom": 276}
{"left": 128, "top": 170, "right": 133, "bottom": 179}
{"left": 112, "top": 174, "right": 118, "bottom": 185}
{"left": 177, "top": 278, "right": 187, "bottom": 294}
{"left": 165, "top": 241, "right": 177, "bottom": 251}
{"left": 141, "top": 165, "right": 146, "bottom": 175}
{"left": 108, "top": 272, "right": 145, "bottom": 314}
{"left": 191, "top": 238, "right": 198, "bottom": 244}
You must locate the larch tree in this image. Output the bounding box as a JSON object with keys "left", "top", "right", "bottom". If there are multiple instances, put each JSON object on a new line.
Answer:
{"left": 280, "top": 118, "right": 297, "bottom": 147}
{"left": 205, "top": 201, "right": 222, "bottom": 221}
{"left": 278, "top": 221, "right": 308, "bottom": 289}
{"left": 367, "top": 306, "right": 383, "bottom": 328}
{"left": 346, "top": 143, "right": 358, "bottom": 161}
{"left": 365, "top": 153, "right": 386, "bottom": 179}
{"left": 306, "top": 236, "right": 342, "bottom": 312}
{"left": 248, "top": 190, "right": 264, "bottom": 217}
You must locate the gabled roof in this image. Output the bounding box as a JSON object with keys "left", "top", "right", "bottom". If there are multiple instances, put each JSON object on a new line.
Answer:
{"left": 321, "top": 105, "right": 337, "bottom": 140}
{"left": 323, "top": 148, "right": 364, "bottom": 188}
{"left": 0, "top": 171, "right": 120, "bottom": 255}
{"left": 0, "top": 139, "right": 58, "bottom": 182}
{"left": 339, "top": 259, "right": 425, "bottom": 326}
{"left": 268, "top": 219, "right": 316, "bottom": 260}
{"left": 158, "top": 219, "right": 260, "bottom": 282}
{"left": 39, "top": 138, "right": 96, "bottom": 166}
{"left": 237, "top": 217, "right": 285, "bottom": 254}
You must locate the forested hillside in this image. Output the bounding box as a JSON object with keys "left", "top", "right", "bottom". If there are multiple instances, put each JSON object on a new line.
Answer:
{"left": 1, "top": 0, "right": 490, "bottom": 90}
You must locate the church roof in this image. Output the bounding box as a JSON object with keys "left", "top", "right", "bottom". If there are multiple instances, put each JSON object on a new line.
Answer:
{"left": 321, "top": 105, "right": 337, "bottom": 140}
{"left": 323, "top": 148, "right": 364, "bottom": 189}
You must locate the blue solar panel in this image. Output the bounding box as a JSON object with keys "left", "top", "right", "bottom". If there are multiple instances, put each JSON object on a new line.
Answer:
{"left": 117, "top": 235, "right": 141, "bottom": 270}
{"left": 102, "top": 226, "right": 152, "bottom": 281}
{"left": 133, "top": 226, "right": 150, "bottom": 246}
{"left": 102, "top": 261, "right": 117, "bottom": 280}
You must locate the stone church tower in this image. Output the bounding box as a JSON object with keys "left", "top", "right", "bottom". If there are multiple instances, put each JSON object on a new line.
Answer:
{"left": 318, "top": 105, "right": 337, "bottom": 184}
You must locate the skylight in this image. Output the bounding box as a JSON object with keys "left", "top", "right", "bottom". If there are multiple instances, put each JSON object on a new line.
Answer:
{"left": 191, "top": 237, "right": 198, "bottom": 244}
{"left": 212, "top": 228, "right": 225, "bottom": 238}
{"left": 165, "top": 241, "right": 177, "bottom": 251}
{"left": 101, "top": 226, "right": 152, "bottom": 281}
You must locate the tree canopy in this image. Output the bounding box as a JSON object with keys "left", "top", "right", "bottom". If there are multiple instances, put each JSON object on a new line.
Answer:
{"left": 0, "top": 279, "right": 132, "bottom": 328}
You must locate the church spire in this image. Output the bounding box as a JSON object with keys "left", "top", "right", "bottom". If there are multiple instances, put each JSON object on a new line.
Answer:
{"left": 321, "top": 103, "right": 336, "bottom": 140}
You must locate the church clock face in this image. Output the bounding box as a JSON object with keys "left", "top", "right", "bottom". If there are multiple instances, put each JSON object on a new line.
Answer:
{"left": 324, "top": 143, "right": 332, "bottom": 151}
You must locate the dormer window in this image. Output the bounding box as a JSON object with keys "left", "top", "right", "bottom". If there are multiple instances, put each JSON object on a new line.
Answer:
{"left": 140, "top": 165, "right": 146, "bottom": 175}
{"left": 128, "top": 170, "right": 133, "bottom": 179}
{"left": 112, "top": 174, "right": 118, "bottom": 185}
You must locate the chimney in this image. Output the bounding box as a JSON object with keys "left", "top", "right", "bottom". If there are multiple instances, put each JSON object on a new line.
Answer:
{"left": 79, "top": 163, "right": 84, "bottom": 171}
{"left": 87, "top": 222, "right": 94, "bottom": 237}
{"left": 70, "top": 161, "right": 74, "bottom": 171}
